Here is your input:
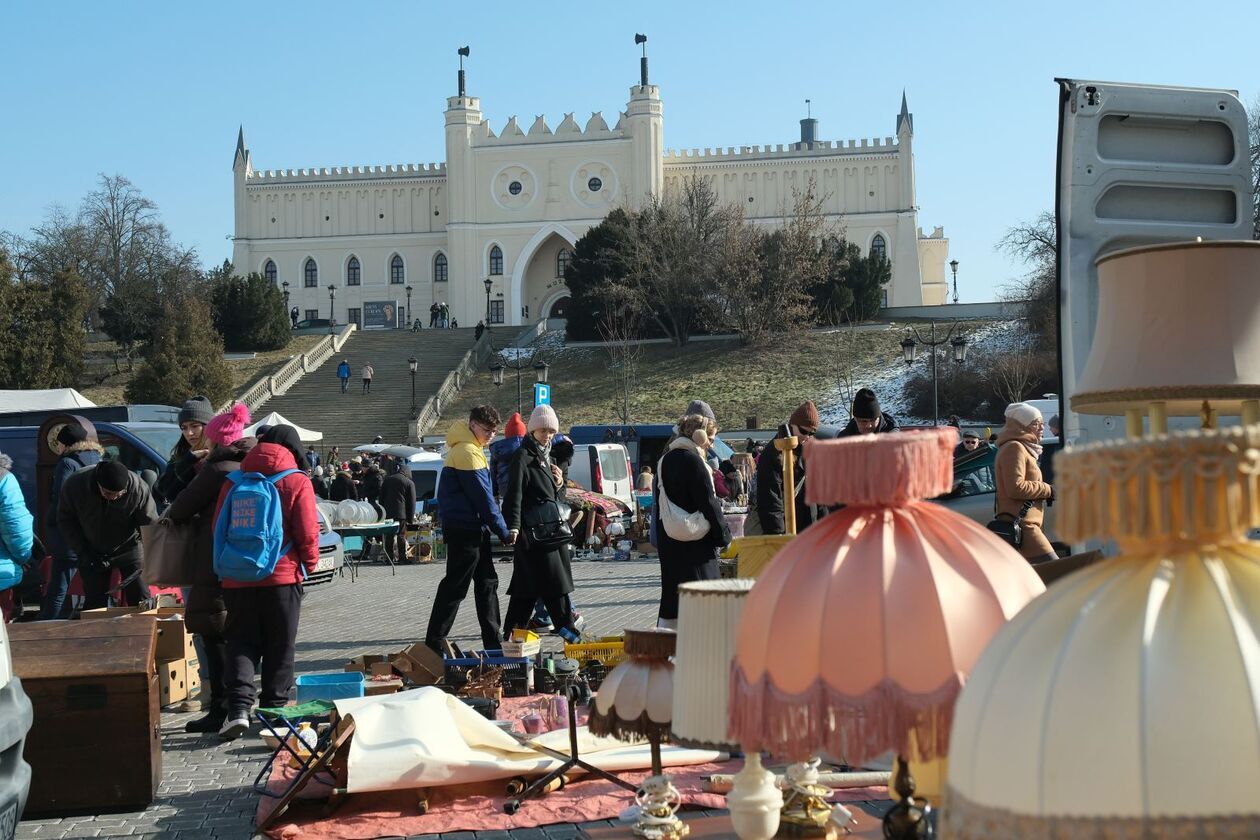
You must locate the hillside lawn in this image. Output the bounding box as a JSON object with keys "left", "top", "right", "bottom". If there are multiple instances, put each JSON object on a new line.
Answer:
{"left": 79, "top": 335, "right": 325, "bottom": 407}
{"left": 443, "top": 326, "right": 908, "bottom": 429}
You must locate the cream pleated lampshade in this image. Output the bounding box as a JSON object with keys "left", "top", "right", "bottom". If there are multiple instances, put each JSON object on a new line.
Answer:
{"left": 944, "top": 426, "right": 1260, "bottom": 837}
{"left": 671, "top": 579, "right": 754, "bottom": 750}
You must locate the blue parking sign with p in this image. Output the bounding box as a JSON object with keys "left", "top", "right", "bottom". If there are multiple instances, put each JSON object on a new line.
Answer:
{"left": 534, "top": 383, "right": 551, "bottom": 407}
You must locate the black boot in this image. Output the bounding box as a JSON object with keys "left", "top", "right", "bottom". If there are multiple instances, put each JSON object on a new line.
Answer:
{"left": 184, "top": 704, "right": 227, "bottom": 733}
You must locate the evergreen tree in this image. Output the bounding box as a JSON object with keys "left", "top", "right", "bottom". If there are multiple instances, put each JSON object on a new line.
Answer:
{"left": 127, "top": 296, "right": 232, "bottom": 406}
{"left": 0, "top": 251, "right": 90, "bottom": 388}
{"left": 564, "top": 209, "right": 636, "bottom": 341}
{"left": 841, "top": 251, "right": 892, "bottom": 321}
{"left": 210, "top": 263, "right": 290, "bottom": 351}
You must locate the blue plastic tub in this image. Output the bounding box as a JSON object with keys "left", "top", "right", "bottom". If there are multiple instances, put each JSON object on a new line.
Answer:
{"left": 295, "top": 671, "right": 365, "bottom": 704}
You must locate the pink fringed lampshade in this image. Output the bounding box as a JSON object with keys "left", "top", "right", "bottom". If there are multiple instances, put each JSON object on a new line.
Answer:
{"left": 727, "top": 428, "right": 1046, "bottom": 765}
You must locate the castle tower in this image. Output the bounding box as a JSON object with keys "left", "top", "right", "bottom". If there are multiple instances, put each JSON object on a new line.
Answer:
{"left": 891, "top": 92, "right": 925, "bottom": 306}
{"left": 232, "top": 126, "right": 251, "bottom": 242}
{"left": 624, "top": 37, "right": 663, "bottom": 205}
{"left": 444, "top": 50, "right": 485, "bottom": 323}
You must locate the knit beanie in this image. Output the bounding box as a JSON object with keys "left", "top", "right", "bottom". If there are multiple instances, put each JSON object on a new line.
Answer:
{"left": 852, "top": 388, "right": 881, "bottom": 420}
{"left": 686, "top": 400, "right": 717, "bottom": 425}
{"left": 93, "top": 460, "right": 130, "bottom": 492}
{"left": 57, "top": 422, "right": 89, "bottom": 447}
{"left": 1004, "top": 402, "right": 1043, "bottom": 428}
{"left": 261, "top": 425, "right": 305, "bottom": 468}
{"left": 789, "top": 400, "right": 821, "bottom": 435}
{"left": 314, "top": 465, "right": 324, "bottom": 477}
{"left": 178, "top": 396, "right": 215, "bottom": 426}
{"left": 504, "top": 412, "right": 527, "bottom": 439}
{"left": 205, "top": 403, "right": 251, "bottom": 446}
{"left": 528, "top": 404, "right": 560, "bottom": 434}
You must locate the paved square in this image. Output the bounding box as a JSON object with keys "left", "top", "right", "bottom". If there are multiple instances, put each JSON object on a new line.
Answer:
{"left": 16, "top": 558, "right": 665, "bottom": 839}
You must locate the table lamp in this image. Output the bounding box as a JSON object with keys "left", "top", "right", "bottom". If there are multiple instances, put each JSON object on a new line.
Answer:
{"left": 1072, "top": 240, "right": 1260, "bottom": 433}
{"left": 944, "top": 425, "right": 1260, "bottom": 837}
{"left": 727, "top": 430, "right": 1046, "bottom": 838}
{"left": 590, "top": 629, "right": 688, "bottom": 840}
{"left": 672, "top": 580, "right": 782, "bottom": 840}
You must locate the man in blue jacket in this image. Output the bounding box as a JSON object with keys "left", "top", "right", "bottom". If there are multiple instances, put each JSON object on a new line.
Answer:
{"left": 425, "top": 406, "right": 514, "bottom": 652}
{"left": 0, "top": 449, "right": 35, "bottom": 619}
{"left": 336, "top": 359, "right": 352, "bottom": 394}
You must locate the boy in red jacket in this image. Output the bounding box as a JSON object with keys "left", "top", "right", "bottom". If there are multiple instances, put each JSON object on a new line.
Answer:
{"left": 215, "top": 425, "right": 319, "bottom": 740}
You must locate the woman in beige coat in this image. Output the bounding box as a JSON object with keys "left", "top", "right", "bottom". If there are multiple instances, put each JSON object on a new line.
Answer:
{"left": 994, "top": 402, "right": 1056, "bottom": 563}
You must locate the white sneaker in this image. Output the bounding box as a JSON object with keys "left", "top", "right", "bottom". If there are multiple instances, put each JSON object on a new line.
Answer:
{"left": 219, "top": 712, "right": 251, "bottom": 741}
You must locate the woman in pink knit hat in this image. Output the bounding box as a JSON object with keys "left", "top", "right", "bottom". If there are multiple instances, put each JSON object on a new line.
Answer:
{"left": 165, "top": 402, "right": 255, "bottom": 733}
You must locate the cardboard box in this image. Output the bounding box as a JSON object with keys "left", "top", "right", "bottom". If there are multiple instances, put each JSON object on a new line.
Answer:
{"left": 153, "top": 616, "right": 192, "bottom": 663}
{"left": 157, "top": 659, "right": 188, "bottom": 707}
{"left": 345, "top": 654, "right": 395, "bottom": 676}
{"left": 391, "top": 643, "right": 444, "bottom": 686}
{"left": 364, "top": 677, "right": 404, "bottom": 696}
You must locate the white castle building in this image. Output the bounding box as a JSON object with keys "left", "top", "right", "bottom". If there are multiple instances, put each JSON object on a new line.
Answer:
{"left": 231, "top": 52, "right": 950, "bottom": 330}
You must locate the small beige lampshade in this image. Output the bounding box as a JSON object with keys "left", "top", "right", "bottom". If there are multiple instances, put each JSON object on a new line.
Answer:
{"left": 671, "top": 579, "right": 754, "bottom": 750}
{"left": 589, "top": 629, "right": 676, "bottom": 743}
{"left": 1072, "top": 240, "right": 1260, "bottom": 417}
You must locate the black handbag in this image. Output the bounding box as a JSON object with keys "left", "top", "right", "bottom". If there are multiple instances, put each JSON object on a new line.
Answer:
{"left": 987, "top": 501, "right": 1034, "bottom": 549}
{"left": 522, "top": 498, "right": 574, "bottom": 550}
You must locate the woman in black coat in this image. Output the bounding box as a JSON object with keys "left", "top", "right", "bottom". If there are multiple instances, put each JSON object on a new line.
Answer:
{"left": 653, "top": 413, "right": 731, "bottom": 629}
{"left": 501, "top": 406, "right": 578, "bottom": 642}
{"left": 329, "top": 469, "right": 358, "bottom": 501}
{"left": 165, "top": 404, "right": 255, "bottom": 734}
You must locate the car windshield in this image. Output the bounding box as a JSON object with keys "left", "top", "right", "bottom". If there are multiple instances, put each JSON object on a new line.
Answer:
{"left": 129, "top": 427, "right": 183, "bottom": 460}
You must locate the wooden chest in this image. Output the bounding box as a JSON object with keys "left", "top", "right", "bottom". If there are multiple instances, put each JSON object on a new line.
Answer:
{"left": 8, "top": 616, "right": 162, "bottom": 816}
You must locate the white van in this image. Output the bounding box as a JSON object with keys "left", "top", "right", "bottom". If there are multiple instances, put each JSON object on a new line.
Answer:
{"left": 568, "top": 443, "right": 637, "bottom": 518}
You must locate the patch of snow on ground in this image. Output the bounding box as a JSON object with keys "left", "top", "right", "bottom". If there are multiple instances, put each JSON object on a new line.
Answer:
{"left": 496, "top": 328, "right": 572, "bottom": 362}
{"left": 818, "top": 319, "right": 1032, "bottom": 427}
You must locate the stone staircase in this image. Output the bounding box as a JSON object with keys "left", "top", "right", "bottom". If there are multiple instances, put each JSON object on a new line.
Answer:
{"left": 257, "top": 328, "right": 482, "bottom": 453}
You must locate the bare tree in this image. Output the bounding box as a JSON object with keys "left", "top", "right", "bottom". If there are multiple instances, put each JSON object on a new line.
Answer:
{"left": 987, "top": 338, "right": 1039, "bottom": 405}
{"left": 997, "top": 211, "right": 1057, "bottom": 350}
{"left": 1249, "top": 94, "right": 1259, "bottom": 240}
{"left": 597, "top": 285, "right": 646, "bottom": 423}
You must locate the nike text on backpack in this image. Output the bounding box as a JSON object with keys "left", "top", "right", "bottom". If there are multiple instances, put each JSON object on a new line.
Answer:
{"left": 213, "top": 469, "right": 303, "bottom": 582}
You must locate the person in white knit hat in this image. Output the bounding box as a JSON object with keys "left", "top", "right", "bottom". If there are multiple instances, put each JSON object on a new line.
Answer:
{"left": 500, "top": 404, "right": 581, "bottom": 642}
{"left": 994, "top": 402, "right": 1056, "bottom": 564}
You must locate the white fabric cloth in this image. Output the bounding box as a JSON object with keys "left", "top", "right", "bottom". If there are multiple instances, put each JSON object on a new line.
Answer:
{"left": 333, "top": 687, "right": 723, "bottom": 794}
{"left": 243, "top": 411, "right": 323, "bottom": 441}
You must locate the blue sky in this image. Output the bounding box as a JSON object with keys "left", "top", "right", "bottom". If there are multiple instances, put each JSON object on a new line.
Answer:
{"left": 2, "top": 1, "right": 1257, "bottom": 303}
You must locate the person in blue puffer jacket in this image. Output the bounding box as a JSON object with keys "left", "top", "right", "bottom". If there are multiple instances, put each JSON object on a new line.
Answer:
{"left": 488, "top": 412, "right": 526, "bottom": 498}
{"left": 0, "top": 450, "right": 36, "bottom": 604}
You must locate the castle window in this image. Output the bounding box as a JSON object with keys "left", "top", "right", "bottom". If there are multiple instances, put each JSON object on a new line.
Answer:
{"left": 263, "top": 260, "right": 277, "bottom": 283}
{"left": 556, "top": 248, "right": 571, "bottom": 279}
{"left": 346, "top": 256, "right": 361, "bottom": 286}
{"left": 304, "top": 258, "right": 318, "bottom": 287}
{"left": 871, "top": 234, "right": 887, "bottom": 261}
{"left": 588, "top": 177, "right": 603, "bottom": 192}
{"left": 489, "top": 245, "right": 503, "bottom": 276}
{"left": 434, "top": 252, "right": 448, "bottom": 282}
{"left": 489, "top": 300, "right": 504, "bottom": 325}
{"left": 508, "top": 181, "right": 522, "bottom": 196}
{"left": 390, "top": 254, "right": 405, "bottom": 285}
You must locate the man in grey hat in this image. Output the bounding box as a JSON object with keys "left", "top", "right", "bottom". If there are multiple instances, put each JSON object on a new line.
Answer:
{"left": 57, "top": 460, "right": 156, "bottom": 609}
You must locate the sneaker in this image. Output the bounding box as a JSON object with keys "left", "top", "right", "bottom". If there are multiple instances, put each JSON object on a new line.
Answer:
{"left": 556, "top": 626, "right": 581, "bottom": 644}
{"left": 219, "top": 710, "right": 251, "bottom": 741}
{"left": 185, "top": 708, "right": 227, "bottom": 734}
{"left": 571, "top": 612, "right": 587, "bottom": 633}
{"left": 527, "top": 617, "right": 554, "bottom": 632}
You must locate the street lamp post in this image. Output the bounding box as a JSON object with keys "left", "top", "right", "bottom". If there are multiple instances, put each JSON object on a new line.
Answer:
{"left": 327, "top": 284, "right": 338, "bottom": 335}
{"left": 950, "top": 259, "right": 960, "bottom": 305}
{"left": 282, "top": 280, "right": 290, "bottom": 312}
{"left": 408, "top": 356, "right": 418, "bottom": 411}
{"left": 405, "top": 285, "right": 413, "bottom": 329}
{"left": 483, "top": 277, "right": 493, "bottom": 327}
{"left": 900, "top": 321, "right": 969, "bottom": 426}
{"left": 490, "top": 351, "right": 549, "bottom": 414}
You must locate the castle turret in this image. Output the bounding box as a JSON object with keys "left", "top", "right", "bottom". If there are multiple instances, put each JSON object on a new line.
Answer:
{"left": 625, "top": 35, "right": 663, "bottom": 205}
{"left": 896, "top": 91, "right": 915, "bottom": 209}
{"left": 445, "top": 48, "right": 485, "bottom": 324}
{"left": 890, "top": 91, "right": 924, "bottom": 305}
{"left": 232, "top": 126, "right": 251, "bottom": 242}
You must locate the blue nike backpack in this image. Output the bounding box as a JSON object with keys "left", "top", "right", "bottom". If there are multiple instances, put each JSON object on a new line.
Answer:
{"left": 213, "top": 468, "right": 302, "bottom": 582}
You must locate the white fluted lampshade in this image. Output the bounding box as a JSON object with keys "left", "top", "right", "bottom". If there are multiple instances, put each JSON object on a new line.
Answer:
{"left": 671, "top": 579, "right": 754, "bottom": 750}
{"left": 944, "top": 426, "right": 1260, "bottom": 837}
{"left": 1073, "top": 240, "right": 1260, "bottom": 417}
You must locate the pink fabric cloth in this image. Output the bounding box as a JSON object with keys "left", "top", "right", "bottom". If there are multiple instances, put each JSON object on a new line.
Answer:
{"left": 730, "top": 432, "right": 1046, "bottom": 765}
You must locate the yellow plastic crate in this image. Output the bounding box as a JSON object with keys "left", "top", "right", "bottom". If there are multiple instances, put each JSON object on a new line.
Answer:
{"left": 732, "top": 535, "right": 794, "bottom": 579}
{"left": 564, "top": 636, "right": 627, "bottom": 667}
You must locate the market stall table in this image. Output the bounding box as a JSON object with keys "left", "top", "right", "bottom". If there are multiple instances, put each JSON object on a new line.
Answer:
{"left": 333, "top": 520, "right": 401, "bottom": 580}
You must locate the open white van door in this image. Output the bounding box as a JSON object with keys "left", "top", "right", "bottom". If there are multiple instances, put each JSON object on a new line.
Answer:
{"left": 1057, "top": 79, "right": 1253, "bottom": 447}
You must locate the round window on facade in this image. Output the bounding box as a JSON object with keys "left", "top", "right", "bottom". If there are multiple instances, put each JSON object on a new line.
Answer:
{"left": 587, "top": 177, "right": 603, "bottom": 192}
{"left": 508, "top": 181, "right": 522, "bottom": 195}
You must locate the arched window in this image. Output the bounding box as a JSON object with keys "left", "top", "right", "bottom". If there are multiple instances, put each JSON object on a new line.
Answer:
{"left": 390, "top": 254, "right": 405, "bottom": 284}
{"left": 304, "top": 258, "right": 318, "bottom": 287}
{"left": 870, "top": 234, "right": 887, "bottom": 261}
{"left": 489, "top": 245, "right": 503, "bottom": 276}
{"left": 556, "top": 248, "right": 571, "bottom": 279}
{"left": 263, "top": 259, "right": 277, "bottom": 283}
{"left": 434, "top": 252, "right": 448, "bottom": 282}
{"left": 346, "top": 256, "right": 361, "bottom": 286}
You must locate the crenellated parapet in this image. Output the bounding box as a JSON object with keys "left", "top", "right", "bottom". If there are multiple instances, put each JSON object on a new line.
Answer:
{"left": 246, "top": 163, "right": 448, "bottom": 184}
{"left": 473, "top": 111, "right": 628, "bottom": 146}
{"left": 662, "top": 136, "right": 899, "bottom": 163}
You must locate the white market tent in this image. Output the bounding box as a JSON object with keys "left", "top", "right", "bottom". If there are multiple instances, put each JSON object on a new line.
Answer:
{"left": 0, "top": 389, "right": 97, "bottom": 411}
{"left": 243, "top": 411, "right": 324, "bottom": 442}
